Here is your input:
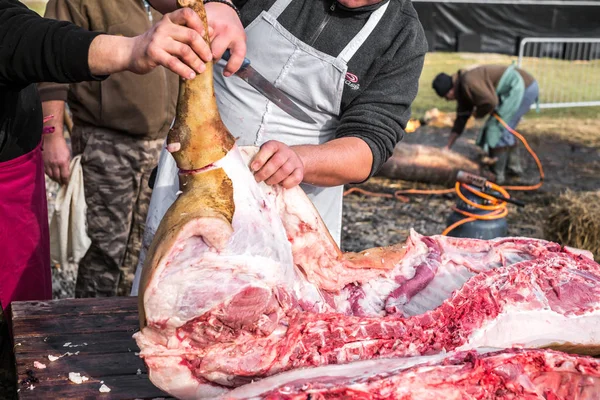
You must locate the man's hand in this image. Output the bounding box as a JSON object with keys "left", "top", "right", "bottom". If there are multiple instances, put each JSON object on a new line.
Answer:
{"left": 41, "top": 101, "right": 71, "bottom": 185}
{"left": 88, "top": 8, "right": 213, "bottom": 79}
{"left": 205, "top": 2, "right": 247, "bottom": 77}
{"left": 251, "top": 141, "right": 304, "bottom": 189}
{"left": 43, "top": 133, "right": 71, "bottom": 186}
{"left": 128, "top": 8, "right": 214, "bottom": 78}
{"left": 146, "top": 0, "right": 248, "bottom": 76}
{"left": 249, "top": 138, "right": 372, "bottom": 188}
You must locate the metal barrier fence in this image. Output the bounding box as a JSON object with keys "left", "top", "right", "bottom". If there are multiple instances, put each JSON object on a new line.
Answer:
{"left": 517, "top": 37, "right": 600, "bottom": 109}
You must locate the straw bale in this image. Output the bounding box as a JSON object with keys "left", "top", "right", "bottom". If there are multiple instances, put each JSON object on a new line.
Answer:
{"left": 544, "top": 190, "right": 600, "bottom": 260}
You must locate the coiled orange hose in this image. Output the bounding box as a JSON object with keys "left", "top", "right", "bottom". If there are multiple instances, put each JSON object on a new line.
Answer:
{"left": 440, "top": 180, "right": 510, "bottom": 236}
{"left": 344, "top": 113, "right": 544, "bottom": 236}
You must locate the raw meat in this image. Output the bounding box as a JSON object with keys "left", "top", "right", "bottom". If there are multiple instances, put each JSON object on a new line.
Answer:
{"left": 136, "top": 141, "right": 600, "bottom": 397}
{"left": 224, "top": 348, "right": 600, "bottom": 400}
{"left": 136, "top": 243, "right": 600, "bottom": 398}
{"left": 134, "top": 2, "right": 600, "bottom": 398}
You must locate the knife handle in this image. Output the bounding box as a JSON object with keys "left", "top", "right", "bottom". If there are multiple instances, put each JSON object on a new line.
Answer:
{"left": 221, "top": 49, "right": 251, "bottom": 69}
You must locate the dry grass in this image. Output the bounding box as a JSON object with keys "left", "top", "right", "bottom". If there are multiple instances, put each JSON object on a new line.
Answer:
{"left": 544, "top": 190, "right": 600, "bottom": 260}
{"left": 519, "top": 117, "right": 600, "bottom": 148}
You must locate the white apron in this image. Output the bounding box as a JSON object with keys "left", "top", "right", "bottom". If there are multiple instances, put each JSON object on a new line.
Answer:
{"left": 131, "top": 0, "right": 388, "bottom": 295}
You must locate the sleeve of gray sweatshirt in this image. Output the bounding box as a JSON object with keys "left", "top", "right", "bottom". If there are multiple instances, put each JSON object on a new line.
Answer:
{"left": 233, "top": 0, "right": 427, "bottom": 181}
{"left": 335, "top": 15, "right": 426, "bottom": 180}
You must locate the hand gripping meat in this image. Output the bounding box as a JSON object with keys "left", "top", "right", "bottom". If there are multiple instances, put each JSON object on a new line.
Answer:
{"left": 138, "top": 0, "right": 236, "bottom": 328}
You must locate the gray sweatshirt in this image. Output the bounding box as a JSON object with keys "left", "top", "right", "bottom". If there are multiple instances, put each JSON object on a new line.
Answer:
{"left": 234, "top": 0, "right": 427, "bottom": 177}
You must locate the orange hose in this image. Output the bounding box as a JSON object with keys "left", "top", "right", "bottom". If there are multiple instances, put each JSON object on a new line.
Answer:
{"left": 343, "top": 187, "right": 411, "bottom": 203}
{"left": 343, "top": 113, "right": 543, "bottom": 236}
{"left": 392, "top": 187, "right": 453, "bottom": 203}
{"left": 451, "top": 205, "right": 509, "bottom": 220}
{"left": 492, "top": 113, "right": 544, "bottom": 191}
{"left": 394, "top": 188, "right": 455, "bottom": 195}
{"left": 440, "top": 181, "right": 509, "bottom": 235}
{"left": 457, "top": 183, "right": 505, "bottom": 212}
{"left": 439, "top": 114, "right": 544, "bottom": 235}
{"left": 441, "top": 216, "right": 476, "bottom": 236}
{"left": 343, "top": 187, "right": 393, "bottom": 198}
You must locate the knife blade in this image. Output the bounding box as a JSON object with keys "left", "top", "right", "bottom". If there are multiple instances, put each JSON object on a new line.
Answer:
{"left": 222, "top": 50, "right": 317, "bottom": 124}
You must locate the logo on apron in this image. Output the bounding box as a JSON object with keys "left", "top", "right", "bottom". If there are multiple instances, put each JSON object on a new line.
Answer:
{"left": 345, "top": 72, "right": 360, "bottom": 90}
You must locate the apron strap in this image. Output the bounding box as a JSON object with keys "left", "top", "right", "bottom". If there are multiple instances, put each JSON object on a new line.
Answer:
{"left": 268, "top": 0, "right": 294, "bottom": 19}
{"left": 338, "top": 0, "right": 390, "bottom": 64}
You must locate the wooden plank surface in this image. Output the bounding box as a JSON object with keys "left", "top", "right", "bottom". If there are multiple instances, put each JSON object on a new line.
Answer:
{"left": 9, "top": 297, "right": 172, "bottom": 399}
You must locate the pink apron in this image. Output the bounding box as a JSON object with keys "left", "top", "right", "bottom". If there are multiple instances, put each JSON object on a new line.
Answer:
{"left": 0, "top": 143, "right": 52, "bottom": 311}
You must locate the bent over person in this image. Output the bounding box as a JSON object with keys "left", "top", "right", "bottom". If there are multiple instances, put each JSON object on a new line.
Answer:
{"left": 432, "top": 64, "right": 539, "bottom": 184}
{"left": 39, "top": 0, "right": 180, "bottom": 297}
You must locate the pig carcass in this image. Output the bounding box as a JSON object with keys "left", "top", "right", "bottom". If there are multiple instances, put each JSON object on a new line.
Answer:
{"left": 224, "top": 348, "right": 600, "bottom": 400}
{"left": 135, "top": 2, "right": 600, "bottom": 398}
{"left": 136, "top": 221, "right": 600, "bottom": 398}
{"left": 376, "top": 143, "right": 495, "bottom": 185}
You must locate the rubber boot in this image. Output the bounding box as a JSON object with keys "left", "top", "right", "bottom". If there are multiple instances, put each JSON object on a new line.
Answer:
{"left": 507, "top": 146, "right": 524, "bottom": 177}
{"left": 489, "top": 148, "right": 509, "bottom": 185}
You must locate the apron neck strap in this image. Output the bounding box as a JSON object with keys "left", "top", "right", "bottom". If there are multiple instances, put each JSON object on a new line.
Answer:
{"left": 338, "top": 0, "right": 390, "bottom": 64}
{"left": 268, "top": 0, "right": 294, "bottom": 19}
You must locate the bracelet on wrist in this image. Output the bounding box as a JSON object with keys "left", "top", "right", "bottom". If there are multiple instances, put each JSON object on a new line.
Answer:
{"left": 203, "top": 0, "right": 241, "bottom": 20}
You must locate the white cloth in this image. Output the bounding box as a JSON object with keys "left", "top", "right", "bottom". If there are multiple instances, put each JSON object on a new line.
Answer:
{"left": 131, "top": 0, "right": 388, "bottom": 295}
{"left": 130, "top": 143, "right": 179, "bottom": 296}
{"left": 49, "top": 155, "right": 91, "bottom": 268}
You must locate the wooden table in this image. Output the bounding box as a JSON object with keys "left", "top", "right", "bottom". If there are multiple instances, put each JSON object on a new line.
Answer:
{"left": 8, "top": 297, "right": 172, "bottom": 399}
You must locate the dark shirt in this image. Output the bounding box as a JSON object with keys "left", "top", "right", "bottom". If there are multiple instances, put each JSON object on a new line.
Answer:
{"left": 451, "top": 65, "right": 535, "bottom": 136}
{"left": 0, "top": 0, "right": 103, "bottom": 162}
{"left": 233, "top": 0, "right": 427, "bottom": 177}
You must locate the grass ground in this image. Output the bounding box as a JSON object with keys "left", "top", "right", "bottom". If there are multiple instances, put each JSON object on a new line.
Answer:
{"left": 415, "top": 52, "right": 600, "bottom": 147}
{"left": 414, "top": 52, "right": 600, "bottom": 120}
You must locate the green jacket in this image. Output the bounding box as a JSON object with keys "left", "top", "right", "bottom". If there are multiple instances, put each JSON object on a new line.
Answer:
{"left": 476, "top": 64, "right": 525, "bottom": 150}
